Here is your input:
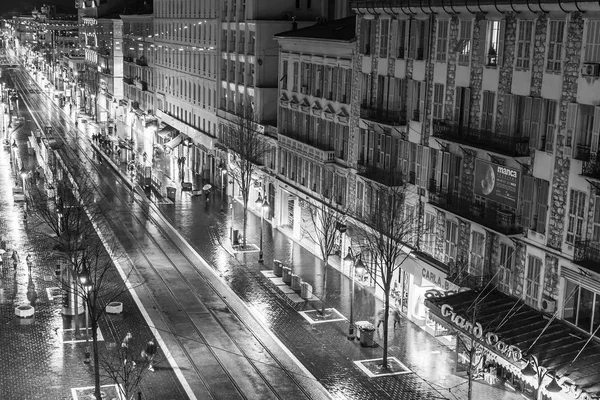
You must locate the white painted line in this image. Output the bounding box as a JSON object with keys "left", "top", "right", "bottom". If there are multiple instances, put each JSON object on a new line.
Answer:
{"left": 298, "top": 308, "right": 346, "bottom": 324}
{"left": 71, "top": 384, "right": 125, "bottom": 400}
{"left": 353, "top": 357, "right": 412, "bottom": 378}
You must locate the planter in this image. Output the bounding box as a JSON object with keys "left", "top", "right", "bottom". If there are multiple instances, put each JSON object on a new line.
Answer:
{"left": 273, "top": 260, "right": 283, "bottom": 277}
{"left": 291, "top": 274, "right": 302, "bottom": 291}
{"left": 15, "top": 305, "right": 35, "bottom": 318}
{"left": 106, "top": 302, "right": 123, "bottom": 314}
{"left": 282, "top": 267, "right": 292, "bottom": 284}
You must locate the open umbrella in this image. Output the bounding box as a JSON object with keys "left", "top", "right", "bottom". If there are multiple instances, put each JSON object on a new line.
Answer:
{"left": 202, "top": 184, "right": 212, "bottom": 191}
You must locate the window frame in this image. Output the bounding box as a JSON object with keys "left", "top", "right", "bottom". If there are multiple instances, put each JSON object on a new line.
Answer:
{"left": 525, "top": 255, "right": 543, "bottom": 307}
{"left": 546, "top": 20, "right": 566, "bottom": 72}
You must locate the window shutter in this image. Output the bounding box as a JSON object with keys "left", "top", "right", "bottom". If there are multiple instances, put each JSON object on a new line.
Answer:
{"left": 502, "top": 94, "right": 514, "bottom": 135}
{"left": 409, "top": 19, "right": 417, "bottom": 59}
{"left": 422, "top": 20, "right": 430, "bottom": 58}
{"left": 521, "top": 175, "right": 535, "bottom": 229}
{"left": 406, "top": 80, "right": 415, "bottom": 120}
{"left": 421, "top": 147, "right": 430, "bottom": 188}
{"left": 545, "top": 100, "right": 557, "bottom": 152}
{"left": 454, "top": 87, "right": 463, "bottom": 123}
{"left": 462, "top": 87, "right": 471, "bottom": 127}
{"left": 419, "top": 81, "right": 426, "bottom": 122}
{"left": 536, "top": 180, "right": 549, "bottom": 234}
{"left": 368, "top": 130, "right": 374, "bottom": 163}
{"left": 591, "top": 106, "right": 600, "bottom": 154}
{"left": 497, "top": 20, "right": 506, "bottom": 67}
{"left": 565, "top": 102, "right": 578, "bottom": 157}
{"left": 521, "top": 96, "right": 533, "bottom": 139}
{"left": 478, "top": 19, "right": 487, "bottom": 61}
{"left": 530, "top": 97, "right": 542, "bottom": 149}
{"left": 441, "top": 152, "right": 450, "bottom": 191}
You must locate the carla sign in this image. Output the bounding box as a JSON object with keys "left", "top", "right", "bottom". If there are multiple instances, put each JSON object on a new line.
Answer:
{"left": 422, "top": 267, "right": 453, "bottom": 291}
{"left": 441, "top": 304, "right": 523, "bottom": 362}
{"left": 473, "top": 159, "right": 520, "bottom": 208}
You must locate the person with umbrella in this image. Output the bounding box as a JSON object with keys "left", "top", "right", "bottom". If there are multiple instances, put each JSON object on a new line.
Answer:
{"left": 11, "top": 250, "right": 19, "bottom": 273}
{"left": 203, "top": 184, "right": 212, "bottom": 204}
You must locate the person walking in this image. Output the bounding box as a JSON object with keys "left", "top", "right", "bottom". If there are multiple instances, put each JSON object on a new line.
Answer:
{"left": 11, "top": 250, "right": 19, "bottom": 272}
{"left": 121, "top": 332, "right": 135, "bottom": 367}
{"left": 143, "top": 339, "right": 158, "bottom": 372}
{"left": 393, "top": 303, "right": 402, "bottom": 330}
{"left": 376, "top": 307, "right": 386, "bottom": 329}
{"left": 26, "top": 254, "right": 32, "bottom": 274}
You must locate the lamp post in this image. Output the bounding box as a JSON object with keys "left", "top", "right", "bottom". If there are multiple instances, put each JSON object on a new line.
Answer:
{"left": 255, "top": 193, "right": 269, "bottom": 263}
{"left": 78, "top": 266, "right": 90, "bottom": 341}
{"left": 520, "top": 354, "right": 562, "bottom": 399}
{"left": 344, "top": 247, "right": 365, "bottom": 340}
{"left": 221, "top": 168, "right": 226, "bottom": 198}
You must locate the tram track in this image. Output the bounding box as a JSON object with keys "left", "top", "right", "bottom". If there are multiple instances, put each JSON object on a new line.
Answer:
{"left": 10, "top": 66, "right": 320, "bottom": 400}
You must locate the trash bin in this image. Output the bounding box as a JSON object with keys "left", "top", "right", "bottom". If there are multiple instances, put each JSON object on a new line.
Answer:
{"left": 273, "top": 260, "right": 282, "bottom": 276}
{"left": 282, "top": 267, "right": 292, "bottom": 284}
{"left": 291, "top": 274, "right": 302, "bottom": 291}
{"left": 300, "top": 282, "right": 312, "bottom": 299}
{"left": 166, "top": 186, "right": 176, "bottom": 200}
{"left": 356, "top": 321, "right": 375, "bottom": 347}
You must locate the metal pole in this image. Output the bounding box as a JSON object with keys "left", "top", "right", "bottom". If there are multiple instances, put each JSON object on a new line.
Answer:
{"left": 258, "top": 208, "right": 264, "bottom": 263}
{"left": 348, "top": 257, "right": 355, "bottom": 340}
{"left": 84, "top": 289, "right": 89, "bottom": 340}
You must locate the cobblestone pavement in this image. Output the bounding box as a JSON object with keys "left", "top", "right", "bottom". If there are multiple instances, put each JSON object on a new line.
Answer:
{"left": 0, "top": 62, "right": 187, "bottom": 400}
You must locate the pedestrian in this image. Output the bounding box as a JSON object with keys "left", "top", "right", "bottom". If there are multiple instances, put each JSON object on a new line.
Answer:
{"left": 121, "top": 332, "right": 136, "bottom": 367}
{"left": 393, "top": 304, "right": 402, "bottom": 330}
{"left": 26, "top": 253, "right": 32, "bottom": 274}
{"left": 23, "top": 211, "right": 27, "bottom": 226}
{"left": 75, "top": 120, "right": 78, "bottom": 128}
{"left": 376, "top": 307, "right": 386, "bottom": 329}
{"left": 11, "top": 250, "right": 19, "bottom": 272}
{"left": 143, "top": 339, "right": 158, "bottom": 372}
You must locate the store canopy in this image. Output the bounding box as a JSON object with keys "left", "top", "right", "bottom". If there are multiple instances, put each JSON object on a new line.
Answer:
{"left": 164, "top": 134, "right": 183, "bottom": 151}
{"left": 425, "top": 289, "right": 600, "bottom": 398}
{"left": 157, "top": 124, "right": 175, "bottom": 139}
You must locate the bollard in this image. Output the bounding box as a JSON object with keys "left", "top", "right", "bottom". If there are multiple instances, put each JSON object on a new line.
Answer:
{"left": 282, "top": 267, "right": 292, "bottom": 284}
{"left": 84, "top": 346, "right": 91, "bottom": 364}
{"left": 291, "top": 274, "right": 302, "bottom": 291}
{"left": 273, "top": 260, "right": 282, "bottom": 277}
{"left": 55, "top": 263, "right": 61, "bottom": 277}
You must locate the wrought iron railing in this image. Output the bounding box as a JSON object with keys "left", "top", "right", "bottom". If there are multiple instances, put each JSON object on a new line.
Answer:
{"left": 574, "top": 144, "right": 592, "bottom": 161}
{"left": 429, "top": 190, "right": 523, "bottom": 235}
{"left": 357, "top": 165, "right": 404, "bottom": 186}
{"left": 359, "top": 105, "right": 407, "bottom": 126}
{"left": 582, "top": 156, "right": 600, "bottom": 180}
{"left": 432, "top": 120, "right": 530, "bottom": 157}
{"left": 574, "top": 240, "right": 600, "bottom": 271}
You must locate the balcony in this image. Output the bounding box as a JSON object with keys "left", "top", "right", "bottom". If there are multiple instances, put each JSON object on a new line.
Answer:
{"left": 432, "top": 121, "right": 530, "bottom": 157}
{"left": 429, "top": 190, "right": 523, "bottom": 235}
{"left": 135, "top": 58, "right": 148, "bottom": 67}
{"left": 357, "top": 164, "right": 404, "bottom": 187}
{"left": 582, "top": 155, "right": 600, "bottom": 181}
{"left": 574, "top": 240, "right": 600, "bottom": 273}
{"left": 279, "top": 135, "right": 334, "bottom": 164}
{"left": 574, "top": 144, "right": 592, "bottom": 162}
{"left": 360, "top": 105, "right": 407, "bottom": 126}
{"left": 134, "top": 79, "right": 148, "bottom": 91}
{"left": 123, "top": 56, "right": 133, "bottom": 63}
{"left": 123, "top": 77, "right": 133, "bottom": 85}
{"left": 447, "top": 269, "right": 494, "bottom": 291}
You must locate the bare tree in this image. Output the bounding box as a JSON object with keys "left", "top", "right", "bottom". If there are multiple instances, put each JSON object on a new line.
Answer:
{"left": 225, "top": 112, "right": 270, "bottom": 248}
{"left": 352, "top": 179, "right": 424, "bottom": 369}
{"left": 99, "top": 337, "right": 160, "bottom": 400}
{"left": 302, "top": 190, "right": 348, "bottom": 316}
{"left": 27, "top": 177, "right": 134, "bottom": 400}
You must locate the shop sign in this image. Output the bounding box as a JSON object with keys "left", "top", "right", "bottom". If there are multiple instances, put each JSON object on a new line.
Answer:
{"left": 421, "top": 267, "right": 454, "bottom": 291}
{"left": 441, "top": 304, "right": 523, "bottom": 362}
{"left": 473, "top": 159, "right": 520, "bottom": 208}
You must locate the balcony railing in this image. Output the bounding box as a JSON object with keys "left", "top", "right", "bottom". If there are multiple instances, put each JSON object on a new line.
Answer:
{"left": 357, "top": 164, "right": 404, "bottom": 186}
{"left": 574, "top": 240, "right": 600, "bottom": 272}
{"left": 429, "top": 190, "right": 523, "bottom": 235}
{"left": 135, "top": 58, "right": 148, "bottom": 67}
{"left": 574, "top": 144, "right": 592, "bottom": 162}
{"left": 447, "top": 269, "right": 494, "bottom": 291}
{"left": 360, "top": 105, "right": 407, "bottom": 126}
{"left": 123, "top": 77, "right": 133, "bottom": 85}
{"left": 279, "top": 135, "right": 334, "bottom": 163}
{"left": 582, "top": 155, "right": 600, "bottom": 180}
{"left": 123, "top": 56, "right": 133, "bottom": 63}
{"left": 432, "top": 121, "right": 530, "bottom": 157}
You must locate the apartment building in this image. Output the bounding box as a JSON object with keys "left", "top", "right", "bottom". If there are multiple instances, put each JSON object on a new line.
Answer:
{"left": 217, "top": 0, "right": 351, "bottom": 224}
{"left": 120, "top": 12, "right": 155, "bottom": 165}
{"left": 350, "top": 0, "right": 600, "bottom": 398}
{"left": 152, "top": 0, "right": 220, "bottom": 190}
{"left": 274, "top": 17, "right": 356, "bottom": 270}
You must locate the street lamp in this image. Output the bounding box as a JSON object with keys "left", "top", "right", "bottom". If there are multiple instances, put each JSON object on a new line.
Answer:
{"left": 78, "top": 266, "right": 90, "bottom": 341}
{"left": 20, "top": 166, "right": 27, "bottom": 189}
{"left": 520, "top": 354, "right": 562, "bottom": 398}
{"left": 344, "top": 247, "right": 365, "bottom": 340}
{"left": 255, "top": 193, "right": 269, "bottom": 263}
{"left": 221, "top": 168, "right": 227, "bottom": 198}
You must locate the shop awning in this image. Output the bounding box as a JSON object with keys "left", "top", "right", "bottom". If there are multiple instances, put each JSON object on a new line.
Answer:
{"left": 157, "top": 124, "right": 175, "bottom": 139}
{"left": 425, "top": 289, "right": 600, "bottom": 398}
{"left": 164, "top": 134, "right": 183, "bottom": 151}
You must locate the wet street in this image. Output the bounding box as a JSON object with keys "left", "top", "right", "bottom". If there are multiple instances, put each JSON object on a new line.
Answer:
{"left": 0, "top": 54, "right": 527, "bottom": 400}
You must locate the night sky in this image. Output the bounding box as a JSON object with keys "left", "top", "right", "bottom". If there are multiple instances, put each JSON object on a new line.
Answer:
{"left": 0, "top": 0, "right": 76, "bottom": 16}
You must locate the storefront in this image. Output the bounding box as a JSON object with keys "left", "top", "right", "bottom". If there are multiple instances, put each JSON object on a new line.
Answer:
{"left": 425, "top": 289, "right": 600, "bottom": 400}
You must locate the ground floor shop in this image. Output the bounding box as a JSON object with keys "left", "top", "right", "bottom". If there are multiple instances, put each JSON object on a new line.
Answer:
{"left": 425, "top": 289, "right": 600, "bottom": 400}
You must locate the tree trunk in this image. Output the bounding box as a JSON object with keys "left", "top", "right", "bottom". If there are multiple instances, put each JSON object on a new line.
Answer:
{"left": 382, "top": 294, "right": 390, "bottom": 369}
{"left": 320, "top": 257, "right": 328, "bottom": 316}
{"left": 92, "top": 318, "right": 101, "bottom": 400}
{"left": 74, "top": 281, "right": 80, "bottom": 335}
{"left": 242, "top": 197, "right": 248, "bottom": 248}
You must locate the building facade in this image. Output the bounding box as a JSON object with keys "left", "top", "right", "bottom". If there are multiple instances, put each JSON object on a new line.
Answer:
{"left": 348, "top": 0, "right": 600, "bottom": 399}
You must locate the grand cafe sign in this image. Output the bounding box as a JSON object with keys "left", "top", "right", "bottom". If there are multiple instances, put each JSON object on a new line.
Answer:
{"left": 440, "top": 303, "right": 524, "bottom": 362}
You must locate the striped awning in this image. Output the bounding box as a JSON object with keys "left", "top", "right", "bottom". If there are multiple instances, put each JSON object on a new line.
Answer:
{"left": 164, "top": 134, "right": 183, "bottom": 151}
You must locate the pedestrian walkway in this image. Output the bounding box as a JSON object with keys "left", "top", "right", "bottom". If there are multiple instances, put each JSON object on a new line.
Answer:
{"left": 36, "top": 61, "right": 525, "bottom": 399}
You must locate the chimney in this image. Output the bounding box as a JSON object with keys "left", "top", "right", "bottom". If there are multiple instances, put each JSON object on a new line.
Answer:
{"left": 292, "top": 16, "right": 297, "bottom": 30}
